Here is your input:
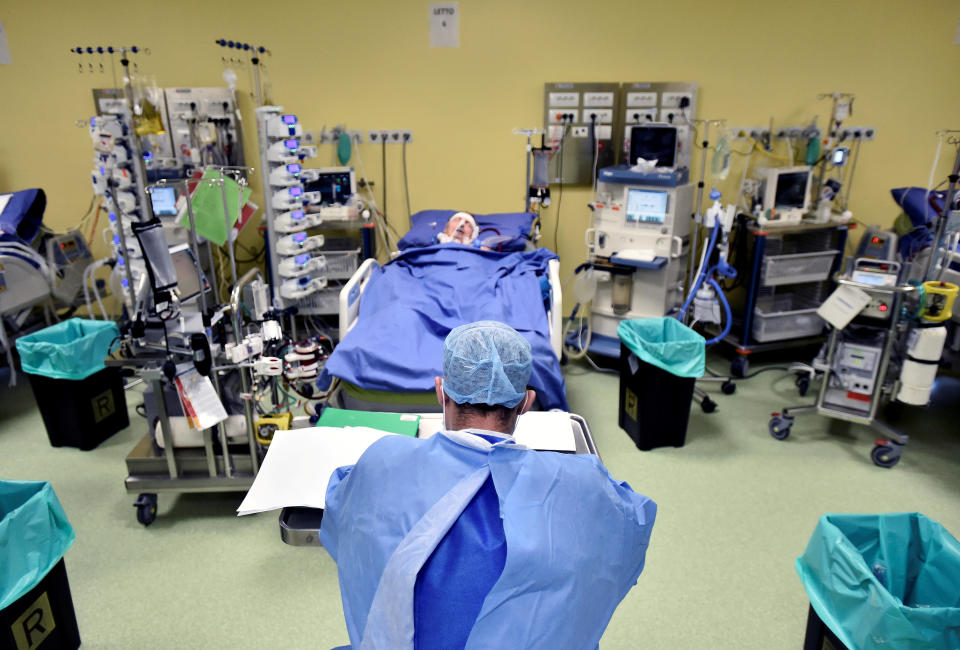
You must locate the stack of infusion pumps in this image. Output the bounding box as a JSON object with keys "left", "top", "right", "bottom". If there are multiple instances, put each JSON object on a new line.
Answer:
{"left": 256, "top": 106, "right": 330, "bottom": 309}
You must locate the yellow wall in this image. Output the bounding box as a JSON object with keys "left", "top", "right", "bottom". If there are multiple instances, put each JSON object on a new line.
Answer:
{"left": 2, "top": 0, "right": 959, "bottom": 307}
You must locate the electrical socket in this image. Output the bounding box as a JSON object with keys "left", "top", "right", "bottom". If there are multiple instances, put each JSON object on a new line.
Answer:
{"left": 625, "top": 108, "right": 657, "bottom": 124}
{"left": 387, "top": 130, "right": 414, "bottom": 143}
{"left": 368, "top": 130, "right": 390, "bottom": 143}
{"left": 730, "top": 127, "right": 769, "bottom": 141}
{"left": 661, "top": 92, "right": 693, "bottom": 108}
{"left": 346, "top": 130, "right": 364, "bottom": 144}
{"left": 837, "top": 126, "right": 876, "bottom": 142}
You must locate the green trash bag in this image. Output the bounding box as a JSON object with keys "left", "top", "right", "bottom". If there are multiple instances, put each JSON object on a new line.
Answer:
{"left": 797, "top": 513, "right": 960, "bottom": 650}
{"left": 0, "top": 481, "right": 75, "bottom": 610}
{"left": 616, "top": 317, "right": 705, "bottom": 378}
{"left": 15, "top": 318, "right": 118, "bottom": 380}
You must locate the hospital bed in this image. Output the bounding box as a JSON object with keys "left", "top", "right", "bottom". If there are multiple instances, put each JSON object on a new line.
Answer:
{"left": 321, "top": 210, "right": 566, "bottom": 412}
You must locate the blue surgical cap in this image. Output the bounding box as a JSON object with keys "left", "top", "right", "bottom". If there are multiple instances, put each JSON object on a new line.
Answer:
{"left": 442, "top": 321, "right": 532, "bottom": 408}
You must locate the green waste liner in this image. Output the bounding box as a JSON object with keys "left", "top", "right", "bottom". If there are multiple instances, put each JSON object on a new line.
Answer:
{"left": 15, "top": 318, "right": 118, "bottom": 380}
{"left": 0, "top": 481, "right": 75, "bottom": 610}
{"left": 796, "top": 513, "right": 960, "bottom": 650}
{"left": 180, "top": 169, "right": 251, "bottom": 246}
{"left": 616, "top": 317, "right": 705, "bottom": 379}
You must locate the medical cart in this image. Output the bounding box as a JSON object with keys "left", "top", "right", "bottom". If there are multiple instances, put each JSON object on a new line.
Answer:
{"left": 277, "top": 412, "right": 600, "bottom": 546}
{"left": 768, "top": 260, "right": 916, "bottom": 467}
{"left": 714, "top": 217, "right": 851, "bottom": 378}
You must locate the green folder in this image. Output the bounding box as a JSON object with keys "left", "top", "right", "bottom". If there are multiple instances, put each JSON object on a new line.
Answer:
{"left": 316, "top": 408, "right": 420, "bottom": 437}
{"left": 182, "top": 169, "right": 251, "bottom": 246}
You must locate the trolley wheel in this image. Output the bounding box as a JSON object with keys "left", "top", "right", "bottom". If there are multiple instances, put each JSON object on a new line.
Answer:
{"left": 560, "top": 352, "right": 568, "bottom": 366}
{"left": 134, "top": 493, "right": 158, "bottom": 527}
{"left": 795, "top": 375, "right": 811, "bottom": 397}
{"left": 768, "top": 415, "right": 792, "bottom": 440}
{"left": 731, "top": 356, "right": 749, "bottom": 378}
{"left": 721, "top": 380, "right": 736, "bottom": 395}
{"left": 701, "top": 396, "right": 718, "bottom": 413}
{"left": 871, "top": 444, "right": 901, "bottom": 469}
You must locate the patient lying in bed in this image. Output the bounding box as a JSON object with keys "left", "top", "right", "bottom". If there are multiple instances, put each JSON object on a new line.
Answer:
{"left": 435, "top": 212, "right": 481, "bottom": 246}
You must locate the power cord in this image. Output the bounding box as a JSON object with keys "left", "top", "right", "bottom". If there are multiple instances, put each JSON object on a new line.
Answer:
{"left": 553, "top": 122, "right": 567, "bottom": 253}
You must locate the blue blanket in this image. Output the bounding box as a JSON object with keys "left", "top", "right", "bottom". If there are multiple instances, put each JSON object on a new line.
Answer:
{"left": 323, "top": 244, "right": 568, "bottom": 410}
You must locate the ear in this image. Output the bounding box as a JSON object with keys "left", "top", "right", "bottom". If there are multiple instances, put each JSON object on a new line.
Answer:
{"left": 434, "top": 376, "right": 444, "bottom": 405}
{"left": 518, "top": 389, "right": 536, "bottom": 416}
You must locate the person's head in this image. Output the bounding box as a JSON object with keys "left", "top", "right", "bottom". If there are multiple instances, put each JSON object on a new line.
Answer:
{"left": 434, "top": 321, "right": 536, "bottom": 434}
{"left": 438, "top": 212, "right": 478, "bottom": 245}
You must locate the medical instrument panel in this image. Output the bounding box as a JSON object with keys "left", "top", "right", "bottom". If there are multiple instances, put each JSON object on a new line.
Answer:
{"left": 543, "top": 82, "right": 620, "bottom": 184}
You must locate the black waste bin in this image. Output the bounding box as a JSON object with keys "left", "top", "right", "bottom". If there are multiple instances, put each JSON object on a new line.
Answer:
{"left": 0, "top": 481, "right": 80, "bottom": 650}
{"left": 15, "top": 319, "right": 127, "bottom": 450}
{"left": 617, "top": 318, "right": 705, "bottom": 451}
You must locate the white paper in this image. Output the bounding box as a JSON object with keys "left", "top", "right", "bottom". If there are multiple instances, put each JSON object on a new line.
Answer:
{"left": 429, "top": 2, "right": 459, "bottom": 48}
{"left": 237, "top": 426, "right": 396, "bottom": 515}
{"left": 0, "top": 194, "right": 12, "bottom": 215}
{"left": 817, "top": 284, "right": 871, "bottom": 329}
{"left": 0, "top": 22, "right": 10, "bottom": 65}
{"left": 512, "top": 411, "right": 577, "bottom": 451}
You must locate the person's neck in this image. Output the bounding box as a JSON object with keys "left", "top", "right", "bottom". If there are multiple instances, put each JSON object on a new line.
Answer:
{"left": 448, "top": 415, "right": 515, "bottom": 436}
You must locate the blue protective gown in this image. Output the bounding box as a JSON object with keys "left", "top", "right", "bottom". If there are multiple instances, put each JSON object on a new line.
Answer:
{"left": 319, "top": 429, "right": 657, "bottom": 649}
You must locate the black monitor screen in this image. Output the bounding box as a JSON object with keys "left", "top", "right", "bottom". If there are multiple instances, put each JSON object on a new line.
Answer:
{"left": 629, "top": 126, "right": 678, "bottom": 168}
{"left": 774, "top": 171, "right": 809, "bottom": 209}
{"left": 303, "top": 171, "right": 353, "bottom": 205}
{"left": 150, "top": 186, "right": 178, "bottom": 216}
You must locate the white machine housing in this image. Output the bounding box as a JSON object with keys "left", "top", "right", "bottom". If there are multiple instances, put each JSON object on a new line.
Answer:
{"left": 756, "top": 166, "right": 813, "bottom": 225}
{"left": 586, "top": 179, "right": 692, "bottom": 339}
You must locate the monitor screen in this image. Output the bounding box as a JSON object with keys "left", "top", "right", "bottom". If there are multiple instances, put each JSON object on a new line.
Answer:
{"left": 304, "top": 170, "right": 354, "bottom": 205}
{"left": 852, "top": 270, "right": 896, "bottom": 287}
{"left": 629, "top": 126, "right": 678, "bottom": 168}
{"left": 150, "top": 186, "right": 178, "bottom": 216}
{"left": 774, "top": 171, "right": 810, "bottom": 209}
{"left": 169, "top": 245, "right": 207, "bottom": 302}
{"left": 626, "top": 189, "right": 668, "bottom": 224}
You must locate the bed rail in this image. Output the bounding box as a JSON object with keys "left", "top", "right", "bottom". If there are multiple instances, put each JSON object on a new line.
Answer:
{"left": 338, "top": 258, "right": 380, "bottom": 337}
{"left": 547, "top": 258, "right": 562, "bottom": 360}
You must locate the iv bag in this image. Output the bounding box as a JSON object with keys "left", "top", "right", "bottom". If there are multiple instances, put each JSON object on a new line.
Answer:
{"left": 573, "top": 268, "right": 598, "bottom": 304}
{"left": 711, "top": 130, "right": 732, "bottom": 180}
{"left": 132, "top": 75, "right": 166, "bottom": 136}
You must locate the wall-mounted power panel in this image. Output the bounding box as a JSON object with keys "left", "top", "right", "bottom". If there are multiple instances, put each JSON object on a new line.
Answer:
{"left": 619, "top": 82, "right": 698, "bottom": 171}
{"left": 543, "top": 82, "right": 620, "bottom": 185}
{"left": 164, "top": 87, "right": 245, "bottom": 169}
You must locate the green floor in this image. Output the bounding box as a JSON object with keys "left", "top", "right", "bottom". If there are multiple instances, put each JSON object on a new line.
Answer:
{"left": 2, "top": 357, "right": 959, "bottom": 648}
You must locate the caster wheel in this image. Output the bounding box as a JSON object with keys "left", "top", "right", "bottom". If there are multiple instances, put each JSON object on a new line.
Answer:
{"left": 795, "top": 375, "right": 811, "bottom": 397}
{"left": 701, "top": 397, "right": 717, "bottom": 413}
{"left": 560, "top": 352, "right": 568, "bottom": 366}
{"left": 134, "top": 493, "right": 158, "bottom": 527}
{"left": 721, "top": 380, "right": 736, "bottom": 395}
{"left": 731, "top": 356, "right": 749, "bottom": 378}
{"left": 768, "top": 415, "right": 792, "bottom": 440}
{"left": 871, "top": 444, "right": 900, "bottom": 468}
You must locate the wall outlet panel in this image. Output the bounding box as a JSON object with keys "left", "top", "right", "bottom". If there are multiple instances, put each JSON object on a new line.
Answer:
{"left": 619, "top": 81, "right": 698, "bottom": 167}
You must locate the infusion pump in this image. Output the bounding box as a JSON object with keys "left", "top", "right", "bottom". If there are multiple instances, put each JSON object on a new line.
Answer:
{"left": 588, "top": 183, "right": 693, "bottom": 261}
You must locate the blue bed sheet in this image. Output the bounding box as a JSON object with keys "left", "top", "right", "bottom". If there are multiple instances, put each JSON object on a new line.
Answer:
{"left": 397, "top": 210, "right": 536, "bottom": 252}
{"left": 322, "top": 244, "right": 568, "bottom": 410}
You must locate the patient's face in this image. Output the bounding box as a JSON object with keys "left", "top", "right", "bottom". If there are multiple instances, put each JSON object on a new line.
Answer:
{"left": 443, "top": 216, "right": 474, "bottom": 244}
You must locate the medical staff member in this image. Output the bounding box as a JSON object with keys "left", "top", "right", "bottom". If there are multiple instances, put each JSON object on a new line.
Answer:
{"left": 320, "top": 321, "right": 656, "bottom": 649}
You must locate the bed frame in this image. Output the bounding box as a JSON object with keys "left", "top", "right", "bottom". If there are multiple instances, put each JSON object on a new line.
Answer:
{"left": 338, "top": 257, "right": 563, "bottom": 359}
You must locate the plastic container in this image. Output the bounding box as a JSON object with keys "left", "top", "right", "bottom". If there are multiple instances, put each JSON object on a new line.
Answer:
{"left": 0, "top": 480, "right": 80, "bottom": 649}
{"left": 15, "top": 319, "right": 128, "bottom": 450}
{"left": 319, "top": 238, "right": 362, "bottom": 280}
{"left": 752, "top": 294, "right": 825, "bottom": 342}
{"left": 797, "top": 513, "right": 960, "bottom": 650}
{"left": 616, "top": 318, "right": 705, "bottom": 451}
{"left": 761, "top": 250, "right": 839, "bottom": 287}
{"left": 297, "top": 286, "right": 341, "bottom": 315}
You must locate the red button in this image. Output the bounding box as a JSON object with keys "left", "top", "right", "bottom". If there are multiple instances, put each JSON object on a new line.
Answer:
{"left": 878, "top": 304, "right": 888, "bottom": 312}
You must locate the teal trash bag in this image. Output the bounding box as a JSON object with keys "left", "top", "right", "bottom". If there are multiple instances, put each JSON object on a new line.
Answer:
{"left": 15, "top": 318, "right": 118, "bottom": 380}
{"left": 797, "top": 513, "right": 960, "bottom": 650}
{"left": 0, "top": 480, "right": 75, "bottom": 610}
{"left": 616, "top": 317, "right": 705, "bottom": 378}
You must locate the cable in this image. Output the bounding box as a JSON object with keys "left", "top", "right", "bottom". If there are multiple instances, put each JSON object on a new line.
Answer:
{"left": 553, "top": 124, "right": 567, "bottom": 253}
{"left": 402, "top": 139, "right": 412, "bottom": 224}
{"left": 381, "top": 138, "right": 387, "bottom": 220}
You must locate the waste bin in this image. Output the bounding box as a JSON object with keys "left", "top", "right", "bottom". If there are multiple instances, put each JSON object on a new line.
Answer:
{"left": 797, "top": 513, "right": 960, "bottom": 650}
{"left": 15, "top": 318, "right": 127, "bottom": 450}
{"left": 0, "top": 480, "right": 80, "bottom": 649}
{"left": 616, "top": 318, "right": 705, "bottom": 450}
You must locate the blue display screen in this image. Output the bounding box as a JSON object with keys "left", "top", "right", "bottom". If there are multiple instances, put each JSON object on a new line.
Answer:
{"left": 289, "top": 187, "right": 303, "bottom": 197}
{"left": 626, "top": 189, "right": 668, "bottom": 223}
{"left": 293, "top": 232, "right": 307, "bottom": 243}
{"left": 286, "top": 163, "right": 302, "bottom": 174}
{"left": 291, "top": 210, "right": 305, "bottom": 220}
{"left": 295, "top": 254, "right": 310, "bottom": 265}
{"left": 284, "top": 139, "right": 299, "bottom": 150}
{"left": 150, "top": 186, "right": 178, "bottom": 216}
{"left": 282, "top": 114, "right": 298, "bottom": 125}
